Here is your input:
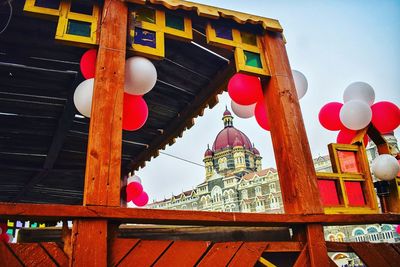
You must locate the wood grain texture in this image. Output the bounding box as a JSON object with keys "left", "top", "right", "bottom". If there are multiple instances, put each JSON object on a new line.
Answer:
{"left": 264, "top": 242, "right": 304, "bottom": 252}
{"left": 351, "top": 243, "right": 394, "bottom": 267}
{"left": 40, "top": 242, "right": 68, "bottom": 267}
{"left": 109, "top": 238, "right": 140, "bottom": 266}
{"left": 228, "top": 242, "right": 268, "bottom": 267}
{"left": 0, "top": 242, "right": 23, "bottom": 267}
{"left": 10, "top": 243, "right": 57, "bottom": 267}
{"left": 261, "top": 31, "right": 323, "bottom": 214}
{"left": 293, "top": 245, "right": 310, "bottom": 267}
{"left": 305, "top": 224, "right": 329, "bottom": 267}
{"left": 1, "top": 202, "right": 400, "bottom": 226}
{"left": 197, "top": 242, "right": 242, "bottom": 267}
{"left": 154, "top": 240, "right": 211, "bottom": 267}
{"left": 70, "top": 220, "right": 107, "bottom": 267}
{"left": 83, "top": 0, "right": 127, "bottom": 207}
{"left": 118, "top": 240, "right": 172, "bottom": 267}
{"left": 367, "top": 243, "right": 400, "bottom": 267}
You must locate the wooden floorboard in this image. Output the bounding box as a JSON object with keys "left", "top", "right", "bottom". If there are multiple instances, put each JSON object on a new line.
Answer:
{"left": 10, "top": 243, "right": 57, "bottom": 267}
{"left": 228, "top": 242, "right": 267, "bottom": 267}
{"left": 0, "top": 242, "right": 23, "bottom": 267}
{"left": 109, "top": 238, "right": 140, "bottom": 267}
{"left": 153, "top": 240, "right": 211, "bottom": 267}
{"left": 197, "top": 242, "right": 243, "bottom": 267}
{"left": 40, "top": 242, "right": 68, "bottom": 267}
{"left": 351, "top": 243, "right": 393, "bottom": 267}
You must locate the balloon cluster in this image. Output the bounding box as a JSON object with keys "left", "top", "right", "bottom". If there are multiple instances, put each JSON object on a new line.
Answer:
{"left": 125, "top": 175, "right": 149, "bottom": 207}
{"left": 319, "top": 82, "right": 400, "bottom": 145}
{"left": 0, "top": 222, "right": 12, "bottom": 243}
{"left": 74, "top": 50, "right": 157, "bottom": 131}
{"left": 228, "top": 70, "right": 308, "bottom": 130}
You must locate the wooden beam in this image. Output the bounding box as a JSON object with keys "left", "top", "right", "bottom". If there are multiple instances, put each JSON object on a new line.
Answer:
{"left": 13, "top": 74, "right": 80, "bottom": 201}
{"left": 261, "top": 31, "right": 323, "bottom": 214}
{"left": 83, "top": 0, "right": 127, "bottom": 207}
{"left": 264, "top": 242, "right": 304, "bottom": 252}
{"left": 305, "top": 224, "right": 329, "bottom": 267}
{"left": 0, "top": 202, "right": 399, "bottom": 226}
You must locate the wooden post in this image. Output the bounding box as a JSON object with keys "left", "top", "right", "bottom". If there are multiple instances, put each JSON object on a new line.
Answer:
{"left": 70, "top": 0, "right": 127, "bottom": 266}
{"left": 261, "top": 31, "right": 328, "bottom": 266}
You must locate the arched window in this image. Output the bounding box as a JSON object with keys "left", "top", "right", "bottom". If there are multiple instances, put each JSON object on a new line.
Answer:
{"left": 327, "top": 234, "right": 335, "bottom": 242}
{"left": 336, "top": 232, "right": 345, "bottom": 242}
{"left": 241, "top": 189, "right": 248, "bottom": 199}
{"left": 366, "top": 227, "right": 378, "bottom": 233}
{"left": 211, "top": 186, "right": 223, "bottom": 203}
{"left": 255, "top": 186, "right": 262, "bottom": 196}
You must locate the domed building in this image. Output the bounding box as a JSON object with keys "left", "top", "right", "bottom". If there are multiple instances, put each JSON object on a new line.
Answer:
{"left": 203, "top": 108, "right": 263, "bottom": 179}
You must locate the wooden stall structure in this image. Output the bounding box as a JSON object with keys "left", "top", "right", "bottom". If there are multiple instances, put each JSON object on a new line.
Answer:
{"left": 0, "top": 0, "right": 399, "bottom": 266}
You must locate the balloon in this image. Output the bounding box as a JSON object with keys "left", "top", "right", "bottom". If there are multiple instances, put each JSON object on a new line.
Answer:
{"left": 132, "top": 191, "right": 149, "bottom": 207}
{"left": 231, "top": 100, "right": 256, "bottom": 119}
{"left": 123, "top": 94, "right": 148, "bottom": 131}
{"left": 336, "top": 128, "right": 368, "bottom": 147}
{"left": 339, "top": 100, "right": 372, "bottom": 130}
{"left": 396, "top": 225, "right": 400, "bottom": 235}
{"left": 254, "top": 101, "right": 270, "bottom": 131}
{"left": 371, "top": 101, "right": 400, "bottom": 133}
{"left": 318, "top": 102, "right": 344, "bottom": 131}
{"left": 228, "top": 73, "right": 263, "bottom": 105}
{"left": 372, "top": 154, "right": 399, "bottom": 181}
{"left": 343, "top": 82, "right": 375, "bottom": 106}
{"left": 73, "top": 78, "right": 94, "bottom": 118}
{"left": 292, "top": 70, "right": 308, "bottom": 99}
{"left": 126, "top": 182, "right": 144, "bottom": 202}
{"left": 0, "top": 233, "right": 9, "bottom": 243}
{"left": 127, "top": 174, "right": 142, "bottom": 184}
{"left": 124, "top": 57, "right": 157, "bottom": 95}
{"left": 80, "top": 49, "right": 97, "bottom": 79}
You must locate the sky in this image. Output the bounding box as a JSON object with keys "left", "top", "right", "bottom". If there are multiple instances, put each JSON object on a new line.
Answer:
{"left": 137, "top": 0, "right": 400, "bottom": 203}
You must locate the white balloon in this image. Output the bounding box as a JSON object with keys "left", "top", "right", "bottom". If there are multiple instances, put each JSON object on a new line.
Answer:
{"left": 124, "top": 57, "right": 157, "bottom": 95}
{"left": 339, "top": 100, "right": 372, "bottom": 130}
{"left": 231, "top": 100, "right": 256, "bottom": 119}
{"left": 73, "top": 78, "right": 94, "bottom": 118}
{"left": 343, "top": 82, "right": 375, "bottom": 106}
{"left": 127, "top": 174, "right": 142, "bottom": 184}
{"left": 372, "top": 154, "right": 399, "bottom": 181}
{"left": 292, "top": 70, "right": 308, "bottom": 99}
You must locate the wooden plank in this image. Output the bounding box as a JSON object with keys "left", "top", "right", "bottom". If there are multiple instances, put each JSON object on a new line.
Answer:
{"left": 261, "top": 31, "right": 323, "bottom": 214}
{"left": 293, "top": 245, "right": 310, "bottom": 267}
{"left": 70, "top": 220, "right": 107, "bottom": 267}
{"left": 0, "top": 242, "right": 23, "bottom": 267}
{"left": 1, "top": 202, "right": 400, "bottom": 226}
{"left": 197, "top": 242, "right": 242, "bottom": 267}
{"left": 369, "top": 243, "right": 400, "bottom": 266}
{"left": 40, "top": 242, "right": 69, "bottom": 267}
{"left": 10, "top": 243, "right": 57, "bottom": 267}
{"left": 154, "top": 240, "right": 210, "bottom": 267}
{"left": 351, "top": 243, "right": 393, "bottom": 267}
{"left": 83, "top": 0, "right": 127, "bottom": 207}
{"left": 392, "top": 243, "right": 400, "bottom": 254}
{"left": 306, "top": 224, "right": 329, "bottom": 267}
{"left": 264, "top": 242, "right": 304, "bottom": 252}
{"left": 109, "top": 238, "right": 140, "bottom": 266}
{"left": 228, "top": 242, "right": 268, "bottom": 267}
{"left": 328, "top": 257, "right": 338, "bottom": 267}
{"left": 118, "top": 240, "right": 172, "bottom": 267}
{"left": 326, "top": 242, "right": 353, "bottom": 252}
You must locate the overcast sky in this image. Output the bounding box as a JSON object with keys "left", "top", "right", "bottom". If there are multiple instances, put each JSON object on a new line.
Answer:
{"left": 137, "top": 0, "right": 400, "bottom": 203}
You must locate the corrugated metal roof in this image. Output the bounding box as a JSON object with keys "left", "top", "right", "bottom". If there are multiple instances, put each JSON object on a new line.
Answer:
{"left": 126, "top": 0, "right": 283, "bottom": 32}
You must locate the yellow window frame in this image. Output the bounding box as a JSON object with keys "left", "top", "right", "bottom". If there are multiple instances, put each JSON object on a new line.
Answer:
{"left": 163, "top": 12, "right": 193, "bottom": 41}
{"left": 56, "top": 1, "right": 100, "bottom": 45}
{"left": 24, "top": 0, "right": 62, "bottom": 18}
{"left": 206, "top": 23, "right": 269, "bottom": 76}
{"left": 317, "top": 143, "right": 378, "bottom": 214}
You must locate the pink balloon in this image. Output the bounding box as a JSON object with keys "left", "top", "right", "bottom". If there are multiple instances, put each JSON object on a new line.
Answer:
{"left": 123, "top": 94, "right": 148, "bottom": 131}
{"left": 254, "top": 101, "right": 270, "bottom": 131}
{"left": 126, "top": 182, "right": 143, "bottom": 202}
{"left": 132, "top": 191, "right": 149, "bottom": 207}
{"left": 371, "top": 101, "right": 400, "bottom": 133}
{"left": 228, "top": 73, "right": 263, "bottom": 105}
{"left": 80, "top": 49, "right": 97, "bottom": 79}
{"left": 336, "top": 128, "right": 368, "bottom": 147}
{"left": 396, "top": 225, "right": 400, "bottom": 235}
{"left": 319, "top": 102, "right": 344, "bottom": 131}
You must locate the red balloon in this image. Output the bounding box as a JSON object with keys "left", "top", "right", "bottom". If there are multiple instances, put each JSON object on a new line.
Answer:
{"left": 0, "top": 233, "right": 9, "bottom": 243}
{"left": 254, "top": 101, "right": 270, "bottom": 131}
{"left": 126, "top": 182, "right": 143, "bottom": 202}
{"left": 228, "top": 73, "right": 263, "bottom": 105}
{"left": 337, "top": 128, "right": 368, "bottom": 147}
{"left": 371, "top": 101, "right": 400, "bottom": 133}
{"left": 319, "top": 102, "right": 344, "bottom": 131}
{"left": 132, "top": 191, "right": 149, "bottom": 207}
{"left": 123, "top": 94, "right": 148, "bottom": 131}
{"left": 80, "top": 49, "right": 97, "bottom": 79}
{"left": 396, "top": 225, "right": 400, "bottom": 235}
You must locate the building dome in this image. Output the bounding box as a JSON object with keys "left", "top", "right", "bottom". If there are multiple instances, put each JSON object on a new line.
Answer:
{"left": 212, "top": 108, "right": 253, "bottom": 151}
{"left": 252, "top": 146, "right": 260, "bottom": 155}
{"left": 204, "top": 145, "right": 213, "bottom": 157}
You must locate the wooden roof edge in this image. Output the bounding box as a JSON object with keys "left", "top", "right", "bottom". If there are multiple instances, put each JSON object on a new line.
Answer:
{"left": 125, "top": 0, "right": 283, "bottom": 32}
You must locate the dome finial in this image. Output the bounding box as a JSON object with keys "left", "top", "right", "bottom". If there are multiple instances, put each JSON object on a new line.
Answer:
{"left": 223, "top": 107, "right": 233, "bottom": 127}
